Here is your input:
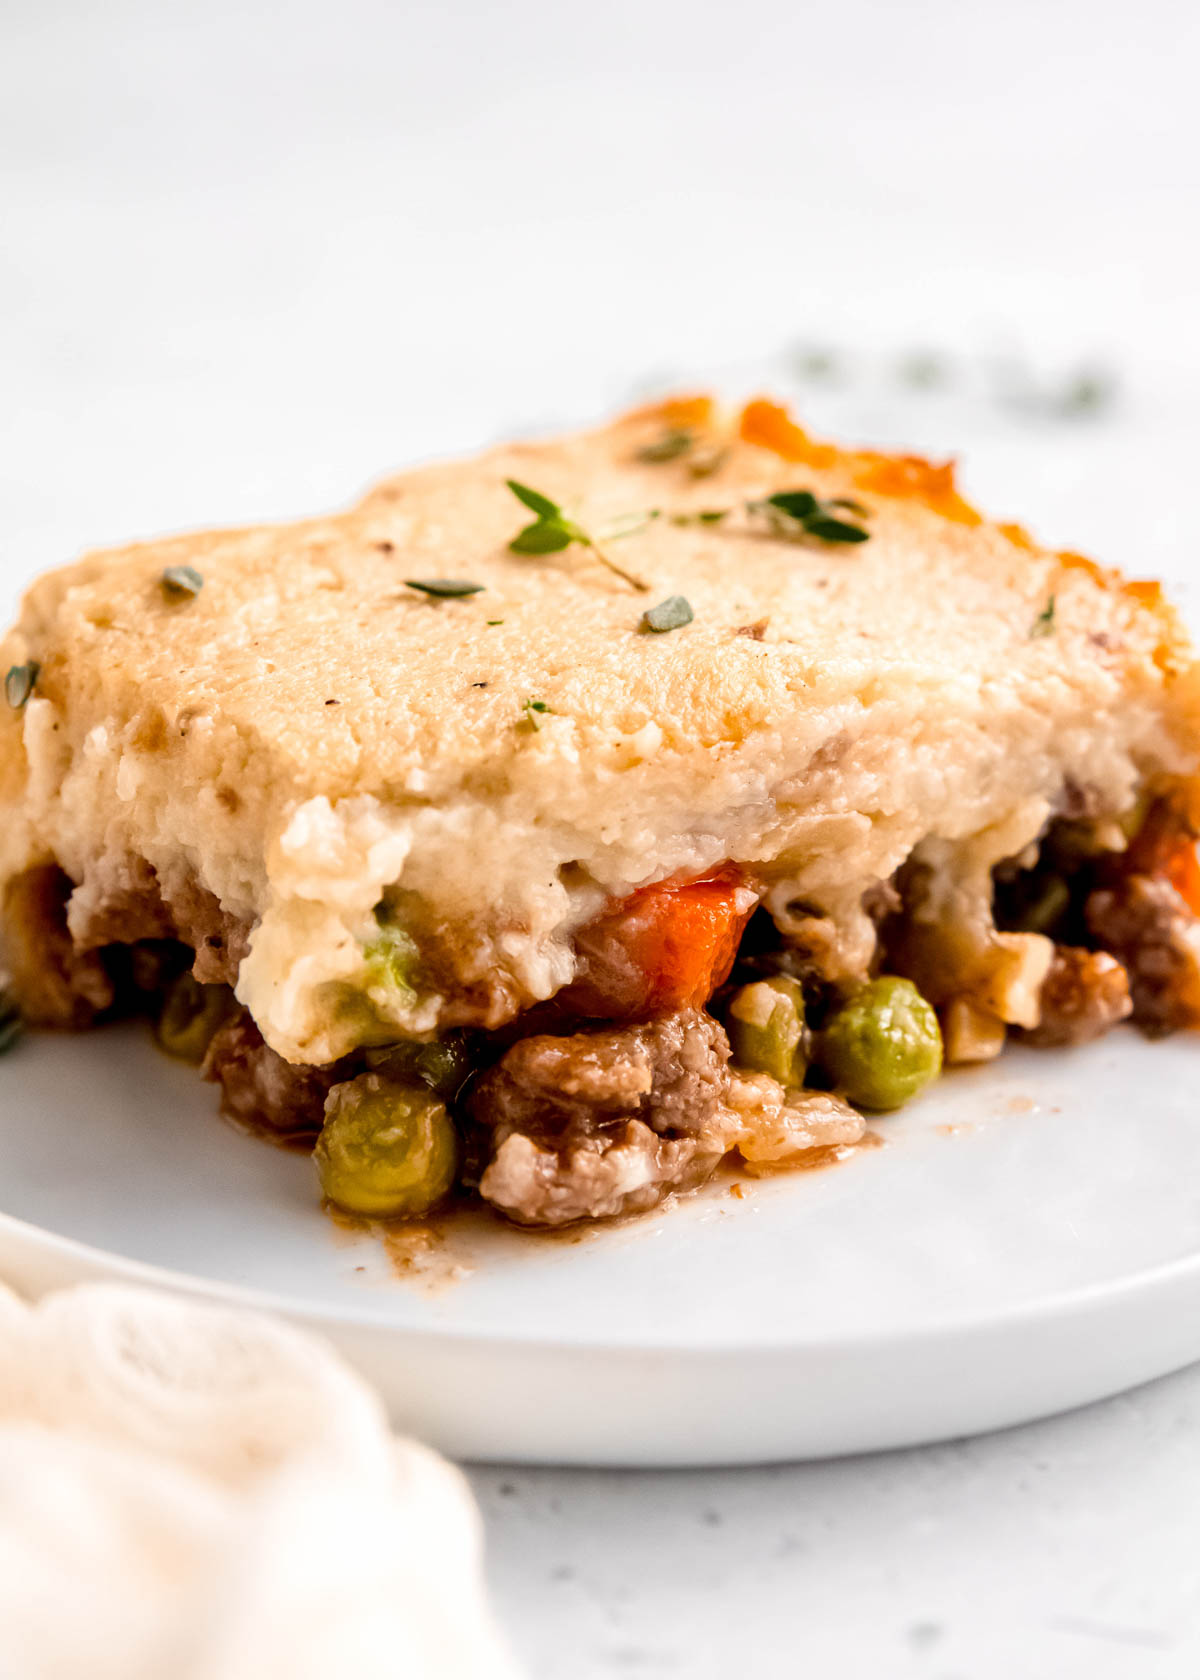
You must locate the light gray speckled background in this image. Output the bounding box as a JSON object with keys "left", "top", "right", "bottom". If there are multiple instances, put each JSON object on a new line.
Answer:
{"left": 4, "top": 0, "right": 1200, "bottom": 1672}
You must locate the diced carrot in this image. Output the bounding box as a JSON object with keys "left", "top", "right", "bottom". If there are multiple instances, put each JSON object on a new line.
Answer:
{"left": 564, "top": 867, "right": 755, "bottom": 1019}
{"left": 1168, "top": 842, "right": 1200, "bottom": 916}
{"left": 1121, "top": 793, "right": 1200, "bottom": 914}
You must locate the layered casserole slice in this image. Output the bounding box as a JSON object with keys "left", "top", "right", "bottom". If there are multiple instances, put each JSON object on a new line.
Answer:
{"left": 3, "top": 395, "right": 1199, "bottom": 1226}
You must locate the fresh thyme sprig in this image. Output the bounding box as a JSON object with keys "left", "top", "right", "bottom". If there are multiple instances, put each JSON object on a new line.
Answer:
{"left": 506, "top": 480, "right": 651, "bottom": 592}
{"left": 747, "top": 491, "right": 870, "bottom": 545}
{"left": 505, "top": 479, "right": 870, "bottom": 597}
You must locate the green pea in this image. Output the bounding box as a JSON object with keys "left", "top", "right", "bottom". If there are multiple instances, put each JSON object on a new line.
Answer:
{"left": 154, "top": 973, "right": 235, "bottom": 1062}
{"left": 819, "top": 976, "right": 943, "bottom": 1111}
{"left": 339, "top": 915, "right": 425, "bottom": 1046}
{"left": 362, "top": 920, "right": 420, "bottom": 1010}
{"left": 364, "top": 1033, "right": 475, "bottom": 1101}
{"left": 316, "top": 1073, "right": 457, "bottom": 1217}
{"left": 726, "top": 976, "right": 809, "bottom": 1086}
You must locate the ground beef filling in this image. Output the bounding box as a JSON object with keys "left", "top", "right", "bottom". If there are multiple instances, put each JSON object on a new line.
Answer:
{"left": 1084, "top": 876, "right": 1200, "bottom": 1036}
{"left": 468, "top": 1010, "right": 734, "bottom": 1225}
{"left": 202, "top": 1009, "right": 348, "bottom": 1143}
{"left": 990, "top": 800, "right": 1200, "bottom": 1039}
{"left": 1, "top": 861, "right": 250, "bottom": 1029}
{"left": 5, "top": 791, "right": 1200, "bottom": 1228}
{"left": 65, "top": 857, "right": 251, "bottom": 986}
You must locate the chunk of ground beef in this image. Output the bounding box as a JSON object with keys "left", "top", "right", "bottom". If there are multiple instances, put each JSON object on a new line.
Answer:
{"left": 202, "top": 1009, "right": 344, "bottom": 1142}
{"left": 480, "top": 1122, "right": 724, "bottom": 1227}
{"left": 66, "top": 856, "right": 251, "bottom": 985}
{"left": 1023, "top": 946, "right": 1132, "bottom": 1047}
{"left": 470, "top": 1009, "right": 734, "bottom": 1225}
{"left": 1085, "top": 875, "right": 1200, "bottom": 1035}
{"left": 166, "top": 880, "right": 252, "bottom": 985}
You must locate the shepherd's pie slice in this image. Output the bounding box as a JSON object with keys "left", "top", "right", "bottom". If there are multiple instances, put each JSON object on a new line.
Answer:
{"left": 3, "top": 395, "right": 1199, "bottom": 1225}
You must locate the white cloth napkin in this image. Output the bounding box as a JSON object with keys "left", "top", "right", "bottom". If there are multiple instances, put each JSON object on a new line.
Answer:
{"left": 0, "top": 1282, "right": 523, "bottom": 1680}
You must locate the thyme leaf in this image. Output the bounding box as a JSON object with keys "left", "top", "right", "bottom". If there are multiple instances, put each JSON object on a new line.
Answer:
{"left": 1030, "top": 595, "right": 1057, "bottom": 638}
{"left": 510, "top": 521, "right": 574, "bottom": 554}
{"left": 506, "top": 480, "right": 560, "bottom": 519}
{"left": 4, "top": 662, "right": 38, "bottom": 710}
{"left": 763, "top": 490, "right": 819, "bottom": 522}
{"left": 404, "top": 578, "right": 486, "bottom": 597}
{"left": 161, "top": 565, "right": 204, "bottom": 599}
{"left": 521, "top": 697, "right": 553, "bottom": 730}
{"left": 640, "top": 595, "right": 694, "bottom": 634}
{"left": 803, "top": 516, "right": 870, "bottom": 544}
{"left": 636, "top": 429, "right": 695, "bottom": 463}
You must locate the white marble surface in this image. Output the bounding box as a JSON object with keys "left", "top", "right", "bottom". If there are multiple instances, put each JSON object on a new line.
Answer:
{"left": 4, "top": 0, "right": 1200, "bottom": 1672}
{"left": 469, "top": 1369, "right": 1200, "bottom": 1677}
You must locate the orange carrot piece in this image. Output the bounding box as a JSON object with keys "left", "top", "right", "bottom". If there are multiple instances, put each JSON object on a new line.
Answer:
{"left": 566, "top": 867, "right": 754, "bottom": 1019}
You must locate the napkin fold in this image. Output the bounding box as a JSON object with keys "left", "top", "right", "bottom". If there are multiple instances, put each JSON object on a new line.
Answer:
{"left": 0, "top": 1282, "right": 523, "bottom": 1680}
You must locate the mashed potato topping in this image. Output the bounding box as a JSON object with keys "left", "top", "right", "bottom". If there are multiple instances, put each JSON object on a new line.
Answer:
{"left": 2, "top": 399, "right": 1198, "bottom": 1064}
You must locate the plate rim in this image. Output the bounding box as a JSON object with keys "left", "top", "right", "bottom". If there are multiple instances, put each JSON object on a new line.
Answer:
{"left": 6, "top": 1202, "right": 1200, "bottom": 1357}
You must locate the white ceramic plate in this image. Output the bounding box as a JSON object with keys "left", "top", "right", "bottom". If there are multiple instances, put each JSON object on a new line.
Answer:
{"left": 3, "top": 1021, "right": 1200, "bottom": 1464}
